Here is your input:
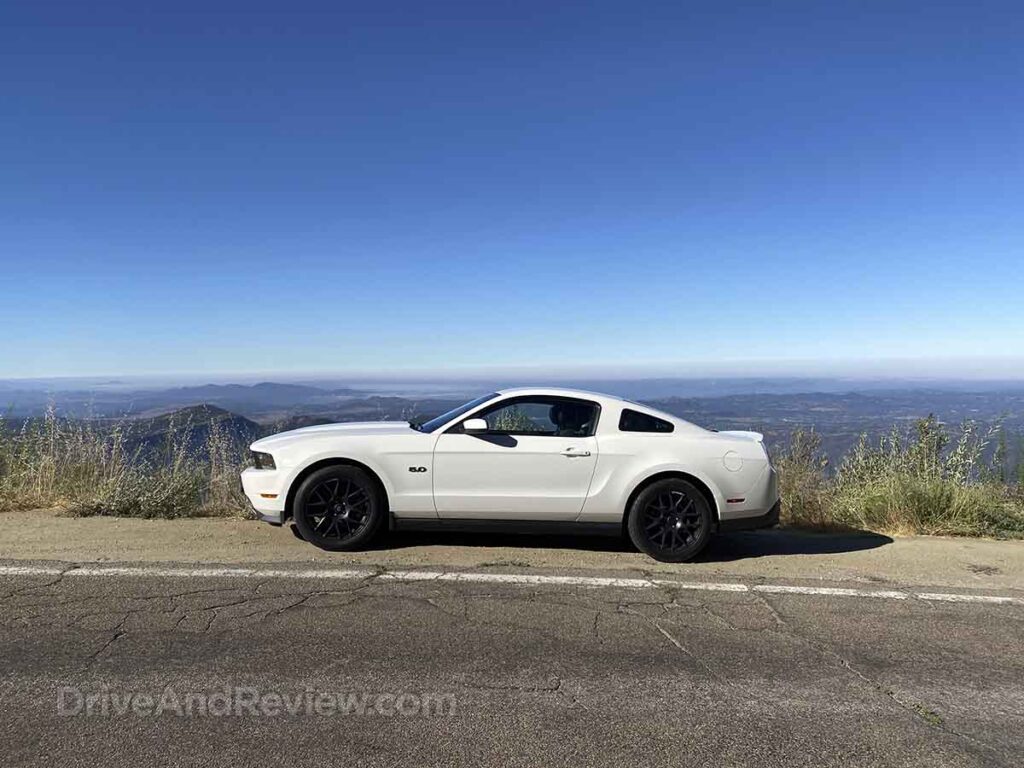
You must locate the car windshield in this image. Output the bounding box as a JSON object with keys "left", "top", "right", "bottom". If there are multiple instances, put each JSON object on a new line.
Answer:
{"left": 412, "top": 393, "right": 500, "bottom": 433}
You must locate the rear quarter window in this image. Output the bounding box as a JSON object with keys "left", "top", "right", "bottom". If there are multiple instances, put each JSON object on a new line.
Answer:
{"left": 618, "top": 408, "right": 674, "bottom": 433}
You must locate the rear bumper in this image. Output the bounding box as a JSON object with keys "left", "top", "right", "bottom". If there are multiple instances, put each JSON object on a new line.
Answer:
{"left": 717, "top": 499, "right": 780, "bottom": 532}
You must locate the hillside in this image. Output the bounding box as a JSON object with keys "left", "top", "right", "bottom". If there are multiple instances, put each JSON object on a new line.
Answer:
{"left": 105, "top": 404, "right": 262, "bottom": 460}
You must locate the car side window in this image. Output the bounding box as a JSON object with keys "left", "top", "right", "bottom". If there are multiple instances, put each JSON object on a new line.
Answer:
{"left": 619, "top": 408, "right": 674, "bottom": 433}
{"left": 472, "top": 398, "right": 599, "bottom": 437}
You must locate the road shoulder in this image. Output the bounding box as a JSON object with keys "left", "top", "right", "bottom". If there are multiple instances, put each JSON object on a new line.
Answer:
{"left": 2, "top": 507, "right": 1023, "bottom": 591}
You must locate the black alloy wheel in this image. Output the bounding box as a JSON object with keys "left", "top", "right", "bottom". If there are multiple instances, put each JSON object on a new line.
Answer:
{"left": 627, "top": 478, "right": 712, "bottom": 562}
{"left": 292, "top": 465, "right": 385, "bottom": 551}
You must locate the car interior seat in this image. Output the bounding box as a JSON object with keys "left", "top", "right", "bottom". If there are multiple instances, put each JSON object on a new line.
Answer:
{"left": 549, "top": 403, "right": 594, "bottom": 437}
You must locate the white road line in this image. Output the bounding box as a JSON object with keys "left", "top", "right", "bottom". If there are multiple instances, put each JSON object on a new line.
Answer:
{"left": 72, "top": 566, "right": 375, "bottom": 580}
{"left": 382, "top": 571, "right": 654, "bottom": 588}
{"left": 753, "top": 584, "right": 909, "bottom": 599}
{"left": 0, "top": 565, "right": 64, "bottom": 576}
{"left": 654, "top": 580, "right": 750, "bottom": 592}
{"left": 916, "top": 592, "right": 1024, "bottom": 605}
{"left": 0, "top": 565, "right": 375, "bottom": 580}
{"left": 0, "top": 564, "right": 1021, "bottom": 605}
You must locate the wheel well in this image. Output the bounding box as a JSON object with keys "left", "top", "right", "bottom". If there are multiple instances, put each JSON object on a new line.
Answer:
{"left": 283, "top": 458, "right": 390, "bottom": 522}
{"left": 622, "top": 471, "right": 719, "bottom": 533}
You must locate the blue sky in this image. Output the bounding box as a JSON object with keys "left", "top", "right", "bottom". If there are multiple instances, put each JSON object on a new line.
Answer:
{"left": 2, "top": 1, "right": 1023, "bottom": 379}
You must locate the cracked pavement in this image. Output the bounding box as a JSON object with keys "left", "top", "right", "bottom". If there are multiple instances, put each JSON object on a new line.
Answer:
{"left": 1, "top": 563, "right": 1022, "bottom": 766}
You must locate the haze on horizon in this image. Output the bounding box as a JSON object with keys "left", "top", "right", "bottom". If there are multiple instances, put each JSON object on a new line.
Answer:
{"left": 3, "top": 2, "right": 1023, "bottom": 380}
{"left": 3, "top": 356, "right": 1024, "bottom": 393}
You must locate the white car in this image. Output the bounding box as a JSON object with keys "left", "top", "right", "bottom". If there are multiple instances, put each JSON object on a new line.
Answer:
{"left": 240, "top": 388, "right": 779, "bottom": 562}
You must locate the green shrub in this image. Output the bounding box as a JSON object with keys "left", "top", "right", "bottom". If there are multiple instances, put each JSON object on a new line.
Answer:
{"left": 775, "top": 415, "right": 1024, "bottom": 538}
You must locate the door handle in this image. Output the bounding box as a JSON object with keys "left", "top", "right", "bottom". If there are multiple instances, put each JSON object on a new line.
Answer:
{"left": 560, "top": 448, "right": 591, "bottom": 457}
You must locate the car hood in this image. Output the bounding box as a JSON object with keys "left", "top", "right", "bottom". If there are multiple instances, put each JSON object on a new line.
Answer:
{"left": 252, "top": 421, "right": 418, "bottom": 450}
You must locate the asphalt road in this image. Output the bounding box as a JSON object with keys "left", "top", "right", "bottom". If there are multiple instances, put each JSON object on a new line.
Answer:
{"left": 1, "top": 563, "right": 1022, "bottom": 767}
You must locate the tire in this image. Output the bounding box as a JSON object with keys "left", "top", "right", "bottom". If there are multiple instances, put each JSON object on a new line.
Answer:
{"left": 292, "top": 465, "right": 386, "bottom": 551}
{"left": 627, "top": 478, "right": 712, "bottom": 563}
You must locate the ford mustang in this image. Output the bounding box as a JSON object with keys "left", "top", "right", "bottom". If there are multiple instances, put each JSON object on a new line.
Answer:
{"left": 240, "top": 388, "right": 780, "bottom": 562}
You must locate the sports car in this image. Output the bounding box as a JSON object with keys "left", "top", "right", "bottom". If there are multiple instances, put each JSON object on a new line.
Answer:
{"left": 240, "top": 387, "right": 779, "bottom": 562}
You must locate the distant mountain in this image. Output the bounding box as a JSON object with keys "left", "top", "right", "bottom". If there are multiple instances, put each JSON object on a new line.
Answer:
{"left": 644, "top": 389, "right": 1024, "bottom": 464}
{"left": 127, "top": 382, "right": 362, "bottom": 417}
{"left": 116, "top": 404, "right": 263, "bottom": 459}
{"left": 0, "top": 382, "right": 366, "bottom": 419}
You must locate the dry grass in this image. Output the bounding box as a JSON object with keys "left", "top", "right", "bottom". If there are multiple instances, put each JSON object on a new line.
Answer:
{"left": 0, "top": 408, "right": 251, "bottom": 518}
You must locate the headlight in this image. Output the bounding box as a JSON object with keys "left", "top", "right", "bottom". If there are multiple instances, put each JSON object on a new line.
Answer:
{"left": 251, "top": 451, "right": 276, "bottom": 470}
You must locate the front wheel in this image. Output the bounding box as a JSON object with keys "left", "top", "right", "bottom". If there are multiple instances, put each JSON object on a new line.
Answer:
{"left": 627, "top": 479, "right": 712, "bottom": 562}
{"left": 292, "top": 466, "right": 385, "bottom": 551}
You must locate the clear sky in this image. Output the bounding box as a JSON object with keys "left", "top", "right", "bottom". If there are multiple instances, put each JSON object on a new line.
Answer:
{"left": 2, "top": 1, "right": 1023, "bottom": 379}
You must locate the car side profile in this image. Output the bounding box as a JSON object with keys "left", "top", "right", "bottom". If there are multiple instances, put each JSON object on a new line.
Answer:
{"left": 240, "top": 388, "right": 780, "bottom": 562}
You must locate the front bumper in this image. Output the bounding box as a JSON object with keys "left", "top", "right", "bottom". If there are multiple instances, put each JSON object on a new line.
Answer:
{"left": 240, "top": 467, "right": 287, "bottom": 525}
{"left": 250, "top": 506, "right": 284, "bottom": 526}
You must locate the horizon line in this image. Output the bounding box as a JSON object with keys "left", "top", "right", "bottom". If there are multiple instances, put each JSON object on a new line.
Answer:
{"left": 2, "top": 354, "right": 1024, "bottom": 385}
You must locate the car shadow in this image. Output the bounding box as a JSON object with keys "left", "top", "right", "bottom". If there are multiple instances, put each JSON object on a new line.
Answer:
{"left": 370, "top": 527, "right": 894, "bottom": 561}
{"left": 376, "top": 529, "right": 636, "bottom": 554}
{"left": 695, "top": 529, "right": 894, "bottom": 563}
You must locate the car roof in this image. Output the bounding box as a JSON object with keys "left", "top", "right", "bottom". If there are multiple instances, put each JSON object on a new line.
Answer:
{"left": 495, "top": 386, "right": 625, "bottom": 402}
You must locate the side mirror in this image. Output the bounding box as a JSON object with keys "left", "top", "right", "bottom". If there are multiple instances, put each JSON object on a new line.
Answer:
{"left": 462, "top": 418, "right": 488, "bottom": 434}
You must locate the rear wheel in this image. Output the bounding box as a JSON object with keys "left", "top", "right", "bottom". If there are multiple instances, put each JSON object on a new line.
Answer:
{"left": 292, "top": 466, "right": 385, "bottom": 551}
{"left": 627, "top": 478, "right": 712, "bottom": 562}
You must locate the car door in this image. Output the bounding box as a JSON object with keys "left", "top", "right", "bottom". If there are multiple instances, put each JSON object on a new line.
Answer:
{"left": 431, "top": 396, "right": 600, "bottom": 520}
